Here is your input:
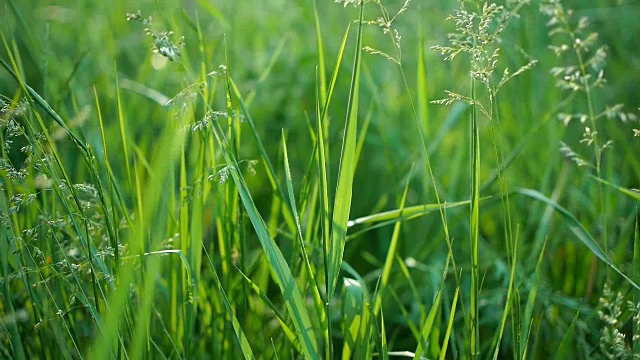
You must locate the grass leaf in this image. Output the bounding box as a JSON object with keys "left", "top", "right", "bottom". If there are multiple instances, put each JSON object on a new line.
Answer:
{"left": 210, "top": 76, "right": 319, "bottom": 356}
{"left": 327, "top": 1, "right": 365, "bottom": 300}
{"left": 516, "top": 188, "right": 640, "bottom": 290}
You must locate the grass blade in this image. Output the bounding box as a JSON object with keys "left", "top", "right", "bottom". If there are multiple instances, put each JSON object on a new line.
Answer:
{"left": 469, "top": 78, "right": 480, "bottom": 359}
{"left": 372, "top": 166, "right": 412, "bottom": 317}
{"left": 413, "top": 285, "right": 443, "bottom": 360}
{"left": 516, "top": 188, "right": 640, "bottom": 290}
{"left": 634, "top": 214, "right": 640, "bottom": 355}
{"left": 328, "top": 1, "right": 365, "bottom": 299}
{"left": 313, "top": 0, "right": 327, "bottom": 108}
{"left": 114, "top": 64, "right": 132, "bottom": 185}
{"left": 347, "top": 199, "right": 473, "bottom": 228}
{"left": 210, "top": 97, "right": 319, "bottom": 358}
{"left": 591, "top": 175, "right": 640, "bottom": 201}
{"left": 282, "top": 130, "right": 326, "bottom": 351}
{"left": 521, "top": 238, "right": 548, "bottom": 360}
{"left": 552, "top": 309, "right": 580, "bottom": 360}
{"left": 228, "top": 78, "right": 291, "bottom": 219}
{"left": 414, "top": 256, "right": 450, "bottom": 360}
{"left": 439, "top": 287, "right": 459, "bottom": 360}
{"left": 492, "top": 230, "right": 519, "bottom": 359}
{"left": 371, "top": 305, "right": 389, "bottom": 360}
{"left": 417, "top": 20, "right": 429, "bottom": 136}
{"left": 341, "top": 278, "right": 370, "bottom": 359}
{"left": 234, "top": 267, "right": 299, "bottom": 348}
{"left": 0, "top": 193, "right": 26, "bottom": 360}
{"left": 203, "top": 249, "right": 256, "bottom": 360}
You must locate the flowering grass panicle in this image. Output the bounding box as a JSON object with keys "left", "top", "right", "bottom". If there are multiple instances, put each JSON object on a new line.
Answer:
{"left": 598, "top": 282, "right": 640, "bottom": 359}
{"left": 127, "top": 10, "right": 184, "bottom": 61}
{"left": 358, "top": 0, "right": 412, "bottom": 65}
{"left": 432, "top": 0, "right": 534, "bottom": 110}
{"left": 541, "top": 0, "right": 637, "bottom": 171}
{"left": 541, "top": 0, "right": 640, "bottom": 265}
{"left": 0, "top": 89, "right": 117, "bottom": 348}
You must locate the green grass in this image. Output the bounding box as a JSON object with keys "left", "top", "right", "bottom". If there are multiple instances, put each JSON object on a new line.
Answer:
{"left": 1, "top": 0, "right": 640, "bottom": 359}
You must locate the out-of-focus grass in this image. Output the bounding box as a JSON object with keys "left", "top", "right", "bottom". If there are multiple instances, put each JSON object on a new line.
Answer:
{"left": 1, "top": 0, "right": 640, "bottom": 359}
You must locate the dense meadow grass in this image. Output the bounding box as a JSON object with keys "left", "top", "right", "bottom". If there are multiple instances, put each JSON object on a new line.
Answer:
{"left": 1, "top": 0, "right": 640, "bottom": 358}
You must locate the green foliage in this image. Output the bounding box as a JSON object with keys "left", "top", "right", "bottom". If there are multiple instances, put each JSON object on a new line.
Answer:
{"left": 1, "top": 0, "right": 639, "bottom": 359}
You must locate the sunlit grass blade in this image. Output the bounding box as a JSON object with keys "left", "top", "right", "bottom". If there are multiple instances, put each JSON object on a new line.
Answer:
{"left": 315, "top": 26, "right": 351, "bottom": 298}
{"left": 313, "top": 0, "right": 327, "bottom": 108}
{"left": 282, "top": 130, "right": 326, "bottom": 348}
{"left": 315, "top": 62, "right": 333, "bottom": 360}
{"left": 347, "top": 199, "right": 473, "bottom": 228}
{"left": 282, "top": 130, "right": 314, "bottom": 272}
{"left": 342, "top": 277, "right": 371, "bottom": 359}
{"left": 118, "top": 78, "right": 171, "bottom": 105}
{"left": 320, "top": 23, "right": 350, "bottom": 126}
{"left": 516, "top": 188, "right": 640, "bottom": 289}
{"left": 317, "top": 28, "right": 352, "bottom": 262}
{"left": 328, "top": 0, "right": 364, "bottom": 299}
